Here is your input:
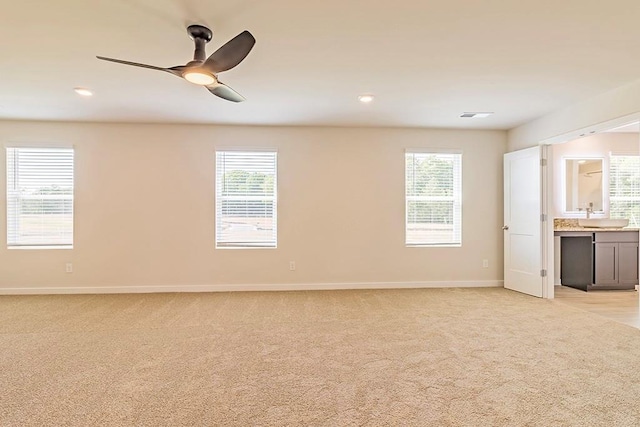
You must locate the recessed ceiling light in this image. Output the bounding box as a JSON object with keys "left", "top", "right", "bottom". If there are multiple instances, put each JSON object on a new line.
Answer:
{"left": 460, "top": 112, "right": 493, "bottom": 118}
{"left": 578, "top": 160, "right": 587, "bottom": 164}
{"left": 74, "top": 87, "right": 93, "bottom": 97}
{"left": 358, "top": 94, "right": 375, "bottom": 104}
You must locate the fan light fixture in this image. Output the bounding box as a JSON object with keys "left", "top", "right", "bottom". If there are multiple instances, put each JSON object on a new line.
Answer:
{"left": 183, "top": 70, "right": 216, "bottom": 86}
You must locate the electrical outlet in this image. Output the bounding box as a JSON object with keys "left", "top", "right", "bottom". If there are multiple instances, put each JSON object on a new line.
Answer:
{"left": 482, "top": 259, "right": 489, "bottom": 268}
{"left": 289, "top": 261, "right": 296, "bottom": 271}
{"left": 65, "top": 263, "right": 73, "bottom": 273}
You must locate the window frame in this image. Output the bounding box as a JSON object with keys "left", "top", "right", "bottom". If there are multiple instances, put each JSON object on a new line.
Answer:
{"left": 214, "top": 149, "right": 278, "bottom": 249}
{"left": 405, "top": 149, "right": 462, "bottom": 247}
{"left": 609, "top": 152, "right": 640, "bottom": 227}
{"left": 5, "top": 145, "right": 75, "bottom": 250}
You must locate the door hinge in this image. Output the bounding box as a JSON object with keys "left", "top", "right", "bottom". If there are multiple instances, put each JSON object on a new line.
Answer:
{"left": 540, "top": 269, "right": 547, "bottom": 277}
{"left": 540, "top": 158, "right": 547, "bottom": 167}
{"left": 540, "top": 214, "right": 547, "bottom": 222}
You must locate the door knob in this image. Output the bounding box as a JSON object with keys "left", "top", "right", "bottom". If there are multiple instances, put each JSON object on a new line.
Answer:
{"left": 502, "top": 225, "right": 509, "bottom": 230}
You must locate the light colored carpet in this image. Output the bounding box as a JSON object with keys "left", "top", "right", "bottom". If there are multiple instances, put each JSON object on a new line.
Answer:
{"left": 2, "top": 287, "right": 640, "bottom": 426}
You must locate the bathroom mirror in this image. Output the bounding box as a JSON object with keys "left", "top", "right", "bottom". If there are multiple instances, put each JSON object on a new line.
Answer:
{"left": 564, "top": 158, "right": 604, "bottom": 212}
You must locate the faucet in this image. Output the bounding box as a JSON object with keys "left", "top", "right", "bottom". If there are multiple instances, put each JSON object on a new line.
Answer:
{"left": 579, "top": 203, "right": 594, "bottom": 218}
{"left": 586, "top": 202, "right": 593, "bottom": 219}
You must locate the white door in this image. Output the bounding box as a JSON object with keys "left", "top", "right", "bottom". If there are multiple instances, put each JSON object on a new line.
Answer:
{"left": 504, "top": 146, "right": 543, "bottom": 297}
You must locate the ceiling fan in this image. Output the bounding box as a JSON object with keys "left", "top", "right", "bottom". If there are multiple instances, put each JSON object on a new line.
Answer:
{"left": 97, "top": 25, "right": 255, "bottom": 102}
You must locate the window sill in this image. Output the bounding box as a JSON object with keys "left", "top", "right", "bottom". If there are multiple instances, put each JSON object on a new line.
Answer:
{"left": 216, "top": 246, "right": 277, "bottom": 250}
{"left": 406, "top": 244, "right": 462, "bottom": 248}
{"left": 8, "top": 245, "right": 73, "bottom": 250}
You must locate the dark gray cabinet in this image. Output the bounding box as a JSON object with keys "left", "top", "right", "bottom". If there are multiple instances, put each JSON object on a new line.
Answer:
{"left": 593, "top": 232, "right": 638, "bottom": 289}
{"left": 594, "top": 242, "right": 617, "bottom": 286}
{"left": 618, "top": 243, "right": 639, "bottom": 286}
{"left": 559, "top": 234, "right": 593, "bottom": 291}
{"left": 557, "top": 230, "right": 639, "bottom": 291}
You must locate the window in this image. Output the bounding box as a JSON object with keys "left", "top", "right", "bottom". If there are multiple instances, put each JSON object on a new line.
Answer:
{"left": 6, "top": 147, "right": 74, "bottom": 248}
{"left": 609, "top": 154, "right": 640, "bottom": 227}
{"left": 405, "top": 151, "right": 462, "bottom": 246}
{"left": 215, "top": 150, "right": 277, "bottom": 248}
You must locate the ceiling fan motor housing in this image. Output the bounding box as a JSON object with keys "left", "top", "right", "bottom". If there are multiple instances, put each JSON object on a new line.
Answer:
{"left": 188, "top": 25, "right": 213, "bottom": 62}
{"left": 187, "top": 25, "right": 213, "bottom": 42}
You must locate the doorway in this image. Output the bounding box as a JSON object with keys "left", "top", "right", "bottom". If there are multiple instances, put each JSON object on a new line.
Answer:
{"left": 545, "top": 116, "right": 640, "bottom": 305}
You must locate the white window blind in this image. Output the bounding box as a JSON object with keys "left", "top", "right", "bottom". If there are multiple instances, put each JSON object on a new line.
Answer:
{"left": 6, "top": 147, "right": 74, "bottom": 247}
{"left": 405, "top": 151, "right": 462, "bottom": 246}
{"left": 215, "top": 151, "right": 277, "bottom": 248}
{"left": 609, "top": 154, "right": 640, "bottom": 227}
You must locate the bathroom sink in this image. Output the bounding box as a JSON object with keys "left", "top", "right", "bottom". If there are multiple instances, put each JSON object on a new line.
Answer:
{"left": 578, "top": 218, "right": 629, "bottom": 228}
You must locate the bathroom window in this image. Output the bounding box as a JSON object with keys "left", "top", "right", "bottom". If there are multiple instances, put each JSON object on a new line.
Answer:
{"left": 405, "top": 150, "right": 462, "bottom": 246}
{"left": 609, "top": 154, "right": 640, "bottom": 227}
{"left": 6, "top": 147, "right": 74, "bottom": 248}
{"left": 215, "top": 150, "right": 277, "bottom": 248}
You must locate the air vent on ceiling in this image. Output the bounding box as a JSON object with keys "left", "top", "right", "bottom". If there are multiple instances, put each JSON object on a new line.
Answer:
{"left": 460, "top": 112, "right": 494, "bottom": 118}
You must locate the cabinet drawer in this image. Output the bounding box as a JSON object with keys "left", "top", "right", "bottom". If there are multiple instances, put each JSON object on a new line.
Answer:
{"left": 594, "top": 231, "right": 639, "bottom": 243}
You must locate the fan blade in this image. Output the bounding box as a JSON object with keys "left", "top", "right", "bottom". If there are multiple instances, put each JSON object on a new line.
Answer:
{"left": 97, "top": 56, "right": 167, "bottom": 71}
{"left": 206, "top": 82, "right": 246, "bottom": 102}
{"left": 203, "top": 31, "right": 256, "bottom": 73}
{"left": 96, "top": 56, "right": 184, "bottom": 76}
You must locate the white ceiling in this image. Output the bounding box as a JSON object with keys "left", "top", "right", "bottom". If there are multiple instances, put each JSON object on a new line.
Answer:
{"left": 2, "top": 0, "right": 640, "bottom": 130}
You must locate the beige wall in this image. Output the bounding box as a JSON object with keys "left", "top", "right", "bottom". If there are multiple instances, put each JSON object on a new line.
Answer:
{"left": 0, "top": 121, "right": 506, "bottom": 292}
{"left": 551, "top": 133, "right": 639, "bottom": 217}
{"left": 508, "top": 77, "right": 640, "bottom": 151}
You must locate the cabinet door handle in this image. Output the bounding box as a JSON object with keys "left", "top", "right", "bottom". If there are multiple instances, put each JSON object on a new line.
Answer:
{"left": 502, "top": 225, "right": 509, "bottom": 230}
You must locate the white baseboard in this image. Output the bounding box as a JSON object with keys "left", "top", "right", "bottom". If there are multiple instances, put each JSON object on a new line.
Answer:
{"left": 0, "top": 280, "right": 503, "bottom": 295}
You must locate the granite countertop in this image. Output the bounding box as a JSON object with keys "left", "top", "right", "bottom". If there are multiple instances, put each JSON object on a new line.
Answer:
{"left": 554, "top": 218, "right": 640, "bottom": 232}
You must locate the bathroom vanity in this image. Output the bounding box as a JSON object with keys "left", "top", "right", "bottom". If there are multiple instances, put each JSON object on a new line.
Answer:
{"left": 555, "top": 222, "right": 639, "bottom": 291}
